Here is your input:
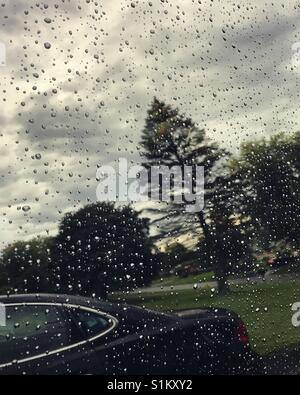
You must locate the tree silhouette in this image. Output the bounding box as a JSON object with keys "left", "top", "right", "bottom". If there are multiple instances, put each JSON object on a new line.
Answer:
{"left": 140, "top": 98, "right": 242, "bottom": 292}
{"left": 52, "top": 202, "right": 157, "bottom": 298}
{"left": 1, "top": 237, "right": 54, "bottom": 293}
{"left": 232, "top": 132, "right": 300, "bottom": 253}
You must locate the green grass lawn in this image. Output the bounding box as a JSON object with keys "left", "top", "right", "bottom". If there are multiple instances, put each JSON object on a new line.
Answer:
{"left": 150, "top": 269, "right": 263, "bottom": 288}
{"left": 151, "top": 271, "right": 215, "bottom": 287}
{"left": 110, "top": 280, "right": 300, "bottom": 355}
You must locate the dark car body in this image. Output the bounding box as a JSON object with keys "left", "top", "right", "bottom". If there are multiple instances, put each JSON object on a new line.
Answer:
{"left": 0, "top": 294, "right": 260, "bottom": 375}
{"left": 174, "top": 263, "right": 203, "bottom": 278}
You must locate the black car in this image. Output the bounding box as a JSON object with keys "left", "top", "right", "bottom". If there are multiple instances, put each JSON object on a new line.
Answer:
{"left": 0, "top": 294, "right": 260, "bottom": 375}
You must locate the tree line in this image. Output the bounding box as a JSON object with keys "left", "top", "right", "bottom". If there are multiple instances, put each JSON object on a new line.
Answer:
{"left": 1, "top": 98, "right": 300, "bottom": 296}
{"left": 0, "top": 203, "right": 158, "bottom": 298}
{"left": 140, "top": 98, "right": 300, "bottom": 292}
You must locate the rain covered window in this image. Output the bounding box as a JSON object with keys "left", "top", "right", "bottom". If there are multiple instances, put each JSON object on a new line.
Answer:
{"left": 0, "top": 0, "right": 300, "bottom": 377}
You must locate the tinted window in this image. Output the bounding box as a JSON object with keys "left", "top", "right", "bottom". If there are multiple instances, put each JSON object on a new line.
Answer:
{"left": 71, "top": 309, "right": 112, "bottom": 339}
{"left": 0, "top": 305, "right": 72, "bottom": 365}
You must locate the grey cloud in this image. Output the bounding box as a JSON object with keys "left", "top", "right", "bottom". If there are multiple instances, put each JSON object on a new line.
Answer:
{"left": 2, "top": 0, "right": 300, "bottom": 246}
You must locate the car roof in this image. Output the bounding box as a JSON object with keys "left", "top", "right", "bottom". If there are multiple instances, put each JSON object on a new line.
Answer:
{"left": 0, "top": 293, "right": 120, "bottom": 312}
{"left": 0, "top": 293, "right": 176, "bottom": 323}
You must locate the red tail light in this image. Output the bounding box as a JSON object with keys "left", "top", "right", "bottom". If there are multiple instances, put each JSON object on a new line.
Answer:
{"left": 235, "top": 321, "right": 249, "bottom": 345}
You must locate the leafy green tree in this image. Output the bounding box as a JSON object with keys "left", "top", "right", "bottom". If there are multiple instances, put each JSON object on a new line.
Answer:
{"left": 140, "top": 98, "right": 243, "bottom": 292}
{"left": 1, "top": 237, "right": 54, "bottom": 293}
{"left": 232, "top": 132, "right": 300, "bottom": 252}
{"left": 52, "top": 202, "right": 157, "bottom": 298}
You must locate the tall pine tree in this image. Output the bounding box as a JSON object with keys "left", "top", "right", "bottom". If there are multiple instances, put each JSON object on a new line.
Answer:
{"left": 140, "top": 98, "right": 242, "bottom": 292}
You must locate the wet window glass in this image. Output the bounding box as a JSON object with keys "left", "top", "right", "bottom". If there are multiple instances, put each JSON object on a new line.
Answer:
{"left": 0, "top": 305, "right": 72, "bottom": 365}
{"left": 0, "top": 0, "right": 300, "bottom": 377}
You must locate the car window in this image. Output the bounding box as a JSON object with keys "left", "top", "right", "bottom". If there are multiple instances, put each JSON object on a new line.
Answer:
{"left": 70, "top": 308, "right": 112, "bottom": 340}
{"left": 0, "top": 305, "right": 72, "bottom": 365}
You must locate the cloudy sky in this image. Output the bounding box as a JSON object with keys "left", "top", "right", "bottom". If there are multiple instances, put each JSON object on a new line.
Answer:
{"left": 1, "top": 0, "right": 300, "bottom": 247}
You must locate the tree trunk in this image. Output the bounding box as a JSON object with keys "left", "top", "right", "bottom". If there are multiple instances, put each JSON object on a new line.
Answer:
{"left": 197, "top": 211, "right": 229, "bottom": 294}
{"left": 91, "top": 271, "right": 108, "bottom": 300}
{"left": 97, "top": 286, "right": 108, "bottom": 300}
{"left": 197, "top": 211, "right": 211, "bottom": 241}
{"left": 213, "top": 257, "right": 229, "bottom": 294}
